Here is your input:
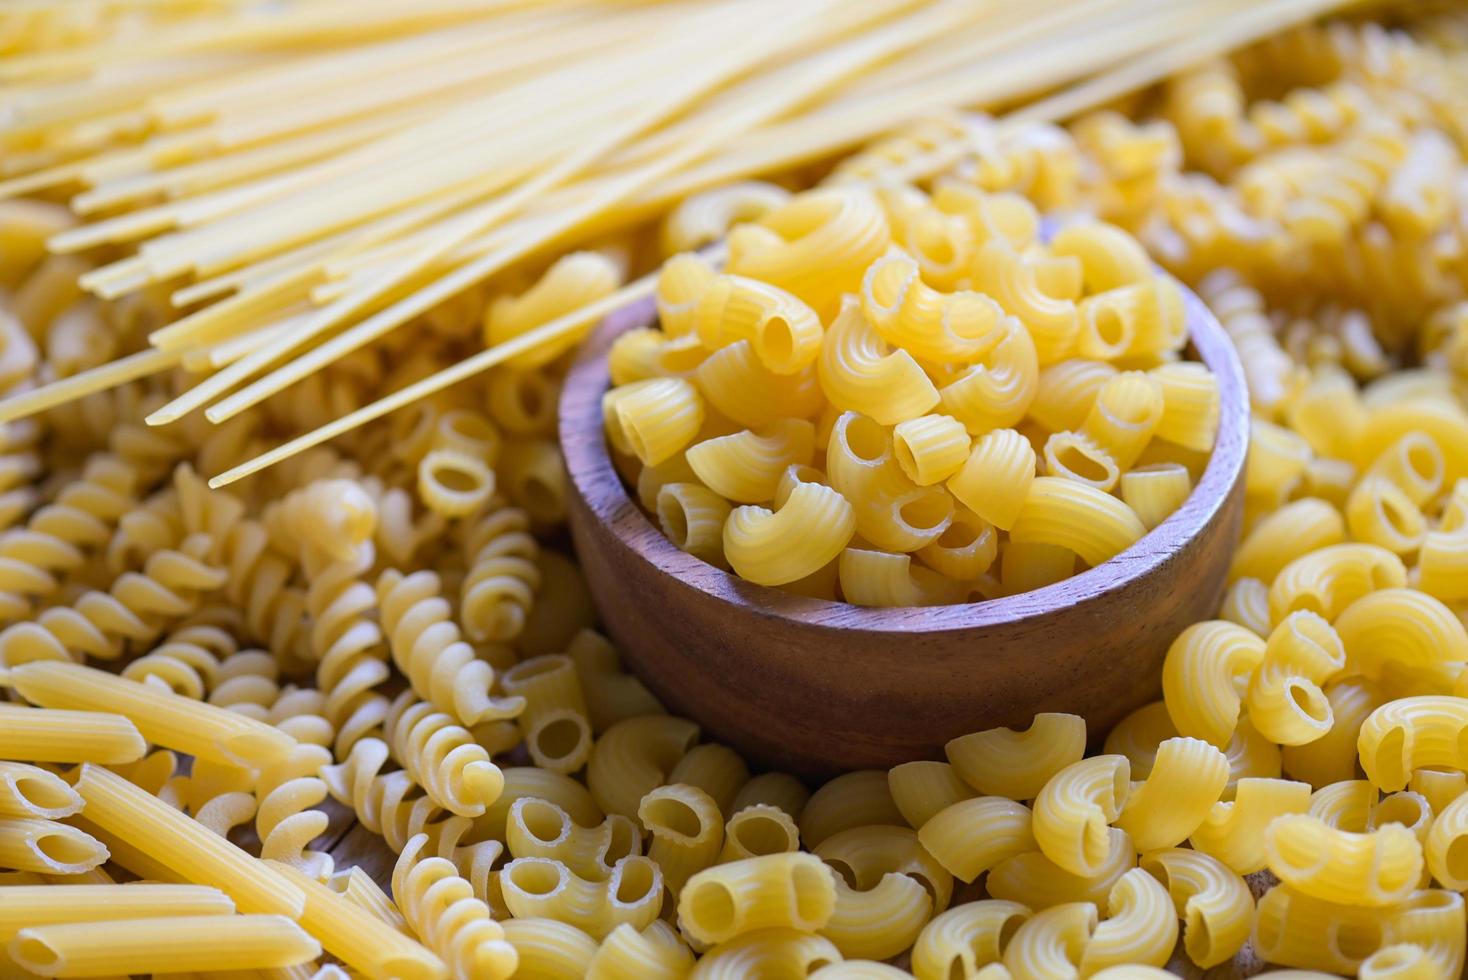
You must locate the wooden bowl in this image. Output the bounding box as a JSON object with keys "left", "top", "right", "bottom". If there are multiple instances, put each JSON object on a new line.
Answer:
{"left": 560, "top": 284, "right": 1248, "bottom": 776}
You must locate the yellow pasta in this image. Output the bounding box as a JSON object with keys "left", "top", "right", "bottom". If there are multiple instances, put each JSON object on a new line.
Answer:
{"left": 1245, "top": 611, "right": 1346, "bottom": 746}
{"left": 677, "top": 852, "right": 837, "bottom": 946}
{"left": 947, "top": 713, "right": 1087, "bottom": 801}
{"left": 0, "top": 704, "right": 142, "bottom": 768}
{"left": 686, "top": 928, "right": 841, "bottom": 979}
{"left": 1335, "top": 588, "right": 1468, "bottom": 683}
{"left": 1030, "top": 360, "right": 1117, "bottom": 433}
{"left": 1031, "top": 754, "right": 1130, "bottom": 877}
{"left": 1229, "top": 498, "right": 1345, "bottom": 585}
{"left": 1360, "top": 697, "right": 1468, "bottom": 792}
{"left": 1078, "top": 868, "right": 1178, "bottom": 975}
{"left": 919, "top": 796, "right": 1034, "bottom": 883}
{"left": 1266, "top": 813, "right": 1424, "bottom": 907}
{"left": 0, "top": 763, "right": 80, "bottom": 820}
{"left": 71, "top": 763, "right": 305, "bottom": 918}
{"left": 586, "top": 921, "right": 695, "bottom": 980}
{"left": 723, "top": 481, "right": 855, "bottom": 587}
{"left": 1116, "top": 736, "right": 1229, "bottom": 851}
{"left": 1161, "top": 620, "right": 1265, "bottom": 748}
{"left": 656, "top": 483, "right": 732, "bottom": 568}
{"left": 911, "top": 901, "right": 1031, "bottom": 980}
{"left": 819, "top": 870, "right": 931, "bottom": 962}
{"left": 1000, "top": 902, "right": 1095, "bottom": 980}
{"left": 974, "top": 238, "right": 1079, "bottom": 365}
{"left": 839, "top": 549, "right": 964, "bottom": 607}
{"left": 937, "top": 316, "right": 1040, "bottom": 435}
{"left": 0, "top": 818, "right": 107, "bottom": 875}
{"left": 1009, "top": 477, "right": 1147, "bottom": 567}
{"left": 692, "top": 274, "right": 822, "bottom": 375}
{"left": 1119, "top": 463, "right": 1191, "bottom": 530}
{"left": 1149, "top": 362, "right": 1220, "bottom": 452}
{"left": 947, "top": 428, "right": 1036, "bottom": 531}
{"left": 585, "top": 715, "right": 698, "bottom": 821}
{"left": 1190, "top": 777, "right": 1312, "bottom": 875}
{"left": 892, "top": 414, "right": 971, "bottom": 486}
{"left": 887, "top": 761, "right": 974, "bottom": 830}
{"left": 1269, "top": 543, "right": 1408, "bottom": 626}
{"left": 818, "top": 297, "right": 938, "bottom": 425}
{"left": 499, "top": 855, "right": 663, "bottom": 940}
{"left": 603, "top": 378, "right": 705, "bottom": 467}
{"left": 1139, "top": 848, "right": 1253, "bottom": 968}
{"left": 861, "top": 250, "right": 1005, "bottom": 362}
{"left": 7, "top": 661, "right": 295, "bottom": 770}
{"left": 10, "top": 915, "right": 321, "bottom": 977}
{"left": 1050, "top": 221, "right": 1152, "bottom": 292}
{"left": 1080, "top": 372, "right": 1164, "bottom": 471}
{"left": 0, "top": 884, "right": 234, "bottom": 941}
{"left": 1041, "top": 431, "right": 1120, "bottom": 493}
{"left": 640, "top": 783, "right": 723, "bottom": 899}
{"left": 720, "top": 805, "right": 801, "bottom": 863}
{"left": 686, "top": 420, "right": 816, "bottom": 503}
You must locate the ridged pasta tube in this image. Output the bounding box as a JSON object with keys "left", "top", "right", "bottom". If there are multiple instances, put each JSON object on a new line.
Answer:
{"left": 500, "top": 855, "right": 663, "bottom": 940}
{"left": 1032, "top": 755, "right": 1131, "bottom": 877}
{"left": 1359, "top": 696, "right": 1468, "bottom": 792}
{"left": 938, "top": 316, "right": 1039, "bottom": 435}
{"left": 838, "top": 549, "right": 964, "bottom": 607}
{"left": 725, "top": 186, "right": 891, "bottom": 318}
{"left": 1009, "top": 477, "right": 1147, "bottom": 567}
{"left": 1190, "top": 776, "right": 1311, "bottom": 875}
{"left": 723, "top": 482, "right": 855, "bottom": 587}
{"left": 686, "top": 420, "right": 816, "bottom": 504}
{"left": 947, "top": 428, "right": 1036, "bottom": 531}
{"left": 1335, "top": 588, "right": 1468, "bottom": 682}
{"left": 587, "top": 921, "right": 695, "bottom": 980}
{"left": 974, "top": 238, "right": 1079, "bottom": 364}
{"left": 691, "top": 274, "right": 823, "bottom": 374}
{"left": 586, "top": 715, "right": 698, "bottom": 820}
{"left": 1246, "top": 611, "right": 1346, "bottom": 746}
{"left": 861, "top": 250, "right": 1005, "bottom": 362}
{"left": 1268, "top": 543, "right": 1408, "bottom": 625}
{"left": 1116, "top": 737, "right": 1229, "bottom": 851}
{"left": 1266, "top": 814, "right": 1424, "bottom": 907}
{"left": 946, "top": 712, "right": 1087, "bottom": 801}
{"left": 678, "top": 852, "right": 838, "bottom": 946}
{"left": 986, "top": 827, "right": 1137, "bottom": 914}
{"left": 1162, "top": 620, "right": 1265, "bottom": 748}
{"left": 918, "top": 797, "right": 1034, "bottom": 883}
{"left": 640, "top": 783, "right": 723, "bottom": 899}
{"left": 603, "top": 378, "right": 705, "bottom": 467}
{"left": 817, "top": 297, "right": 938, "bottom": 425}
{"left": 1139, "top": 848, "right": 1253, "bottom": 968}
{"left": 686, "top": 928, "right": 841, "bottom": 979}
{"left": 1078, "top": 868, "right": 1178, "bottom": 974}
{"left": 911, "top": 901, "right": 1031, "bottom": 980}
{"left": 1000, "top": 902, "right": 1095, "bottom": 980}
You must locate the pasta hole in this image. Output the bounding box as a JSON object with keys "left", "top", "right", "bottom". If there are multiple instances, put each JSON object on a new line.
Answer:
{"left": 732, "top": 813, "right": 793, "bottom": 856}
{"left": 893, "top": 437, "right": 918, "bottom": 479}
{"left": 686, "top": 881, "right": 737, "bottom": 934}
{"left": 531, "top": 716, "right": 587, "bottom": 765}
{"left": 758, "top": 316, "right": 795, "bottom": 367}
{"left": 613, "top": 859, "right": 657, "bottom": 904}
{"left": 432, "top": 463, "right": 483, "bottom": 494}
{"left": 605, "top": 818, "right": 637, "bottom": 866}
{"left": 658, "top": 493, "right": 692, "bottom": 547}
{"left": 936, "top": 519, "right": 980, "bottom": 550}
{"left": 807, "top": 959, "right": 834, "bottom": 976}
{"left": 507, "top": 860, "right": 564, "bottom": 896}
{"left": 11, "top": 938, "right": 58, "bottom": 973}
{"left": 11, "top": 774, "right": 76, "bottom": 815}
{"left": 825, "top": 858, "right": 858, "bottom": 889}
{"left": 643, "top": 796, "right": 704, "bottom": 839}
{"left": 1185, "top": 908, "right": 1212, "bottom": 962}
{"left": 1406, "top": 440, "right": 1442, "bottom": 486}
{"left": 1380, "top": 494, "right": 1419, "bottom": 540}
{"left": 1091, "top": 307, "right": 1128, "bottom": 350}
{"left": 900, "top": 493, "right": 951, "bottom": 532}
{"left": 998, "top": 911, "right": 1025, "bottom": 951}
{"left": 1446, "top": 838, "right": 1468, "bottom": 884}
{"left": 947, "top": 960, "right": 965, "bottom": 980}
{"left": 1289, "top": 681, "right": 1330, "bottom": 725}
{"left": 1054, "top": 443, "right": 1112, "bottom": 484}
{"left": 1333, "top": 921, "right": 1383, "bottom": 962}
{"left": 517, "top": 800, "right": 568, "bottom": 844}
{"left": 34, "top": 832, "right": 93, "bottom": 868}
{"left": 791, "top": 862, "right": 830, "bottom": 924}
{"left": 843, "top": 415, "right": 889, "bottom": 462}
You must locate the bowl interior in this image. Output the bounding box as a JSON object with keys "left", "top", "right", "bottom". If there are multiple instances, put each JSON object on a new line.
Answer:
{"left": 560, "top": 279, "right": 1249, "bottom": 634}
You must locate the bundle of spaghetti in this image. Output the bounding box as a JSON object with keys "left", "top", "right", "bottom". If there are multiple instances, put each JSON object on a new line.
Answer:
{"left": 0, "top": 0, "right": 1349, "bottom": 485}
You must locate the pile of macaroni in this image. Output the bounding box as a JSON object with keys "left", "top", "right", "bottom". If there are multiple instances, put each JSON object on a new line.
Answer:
{"left": 2, "top": 7, "right": 1468, "bottom": 980}
{"left": 607, "top": 185, "right": 1220, "bottom": 603}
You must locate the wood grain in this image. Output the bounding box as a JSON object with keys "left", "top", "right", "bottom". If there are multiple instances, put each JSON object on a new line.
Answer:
{"left": 560, "top": 285, "right": 1250, "bottom": 776}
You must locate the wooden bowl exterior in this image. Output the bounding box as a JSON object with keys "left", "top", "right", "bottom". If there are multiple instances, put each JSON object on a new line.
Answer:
{"left": 561, "top": 286, "right": 1248, "bottom": 776}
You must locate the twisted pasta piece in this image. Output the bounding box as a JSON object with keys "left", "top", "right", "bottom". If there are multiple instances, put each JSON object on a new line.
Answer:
{"left": 376, "top": 568, "right": 524, "bottom": 727}
{"left": 174, "top": 465, "right": 313, "bottom": 673}
{"left": 306, "top": 546, "right": 389, "bottom": 759}
{"left": 382, "top": 691, "right": 504, "bottom": 818}
{"left": 121, "top": 623, "right": 238, "bottom": 699}
{"left": 0, "top": 452, "right": 136, "bottom": 623}
{"left": 458, "top": 501, "right": 539, "bottom": 644}
{"left": 392, "top": 832, "right": 518, "bottom": 979}
{"left": 255, "top": 742, "right": 333, "bottom": 881}
{"left": 0, "top": 532, "right": 225, "bottom": 666}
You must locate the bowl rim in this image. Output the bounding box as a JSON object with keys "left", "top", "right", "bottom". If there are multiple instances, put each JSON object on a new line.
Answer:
{"left": 560, "top": 273, "right": 1249, "bottom": 635}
